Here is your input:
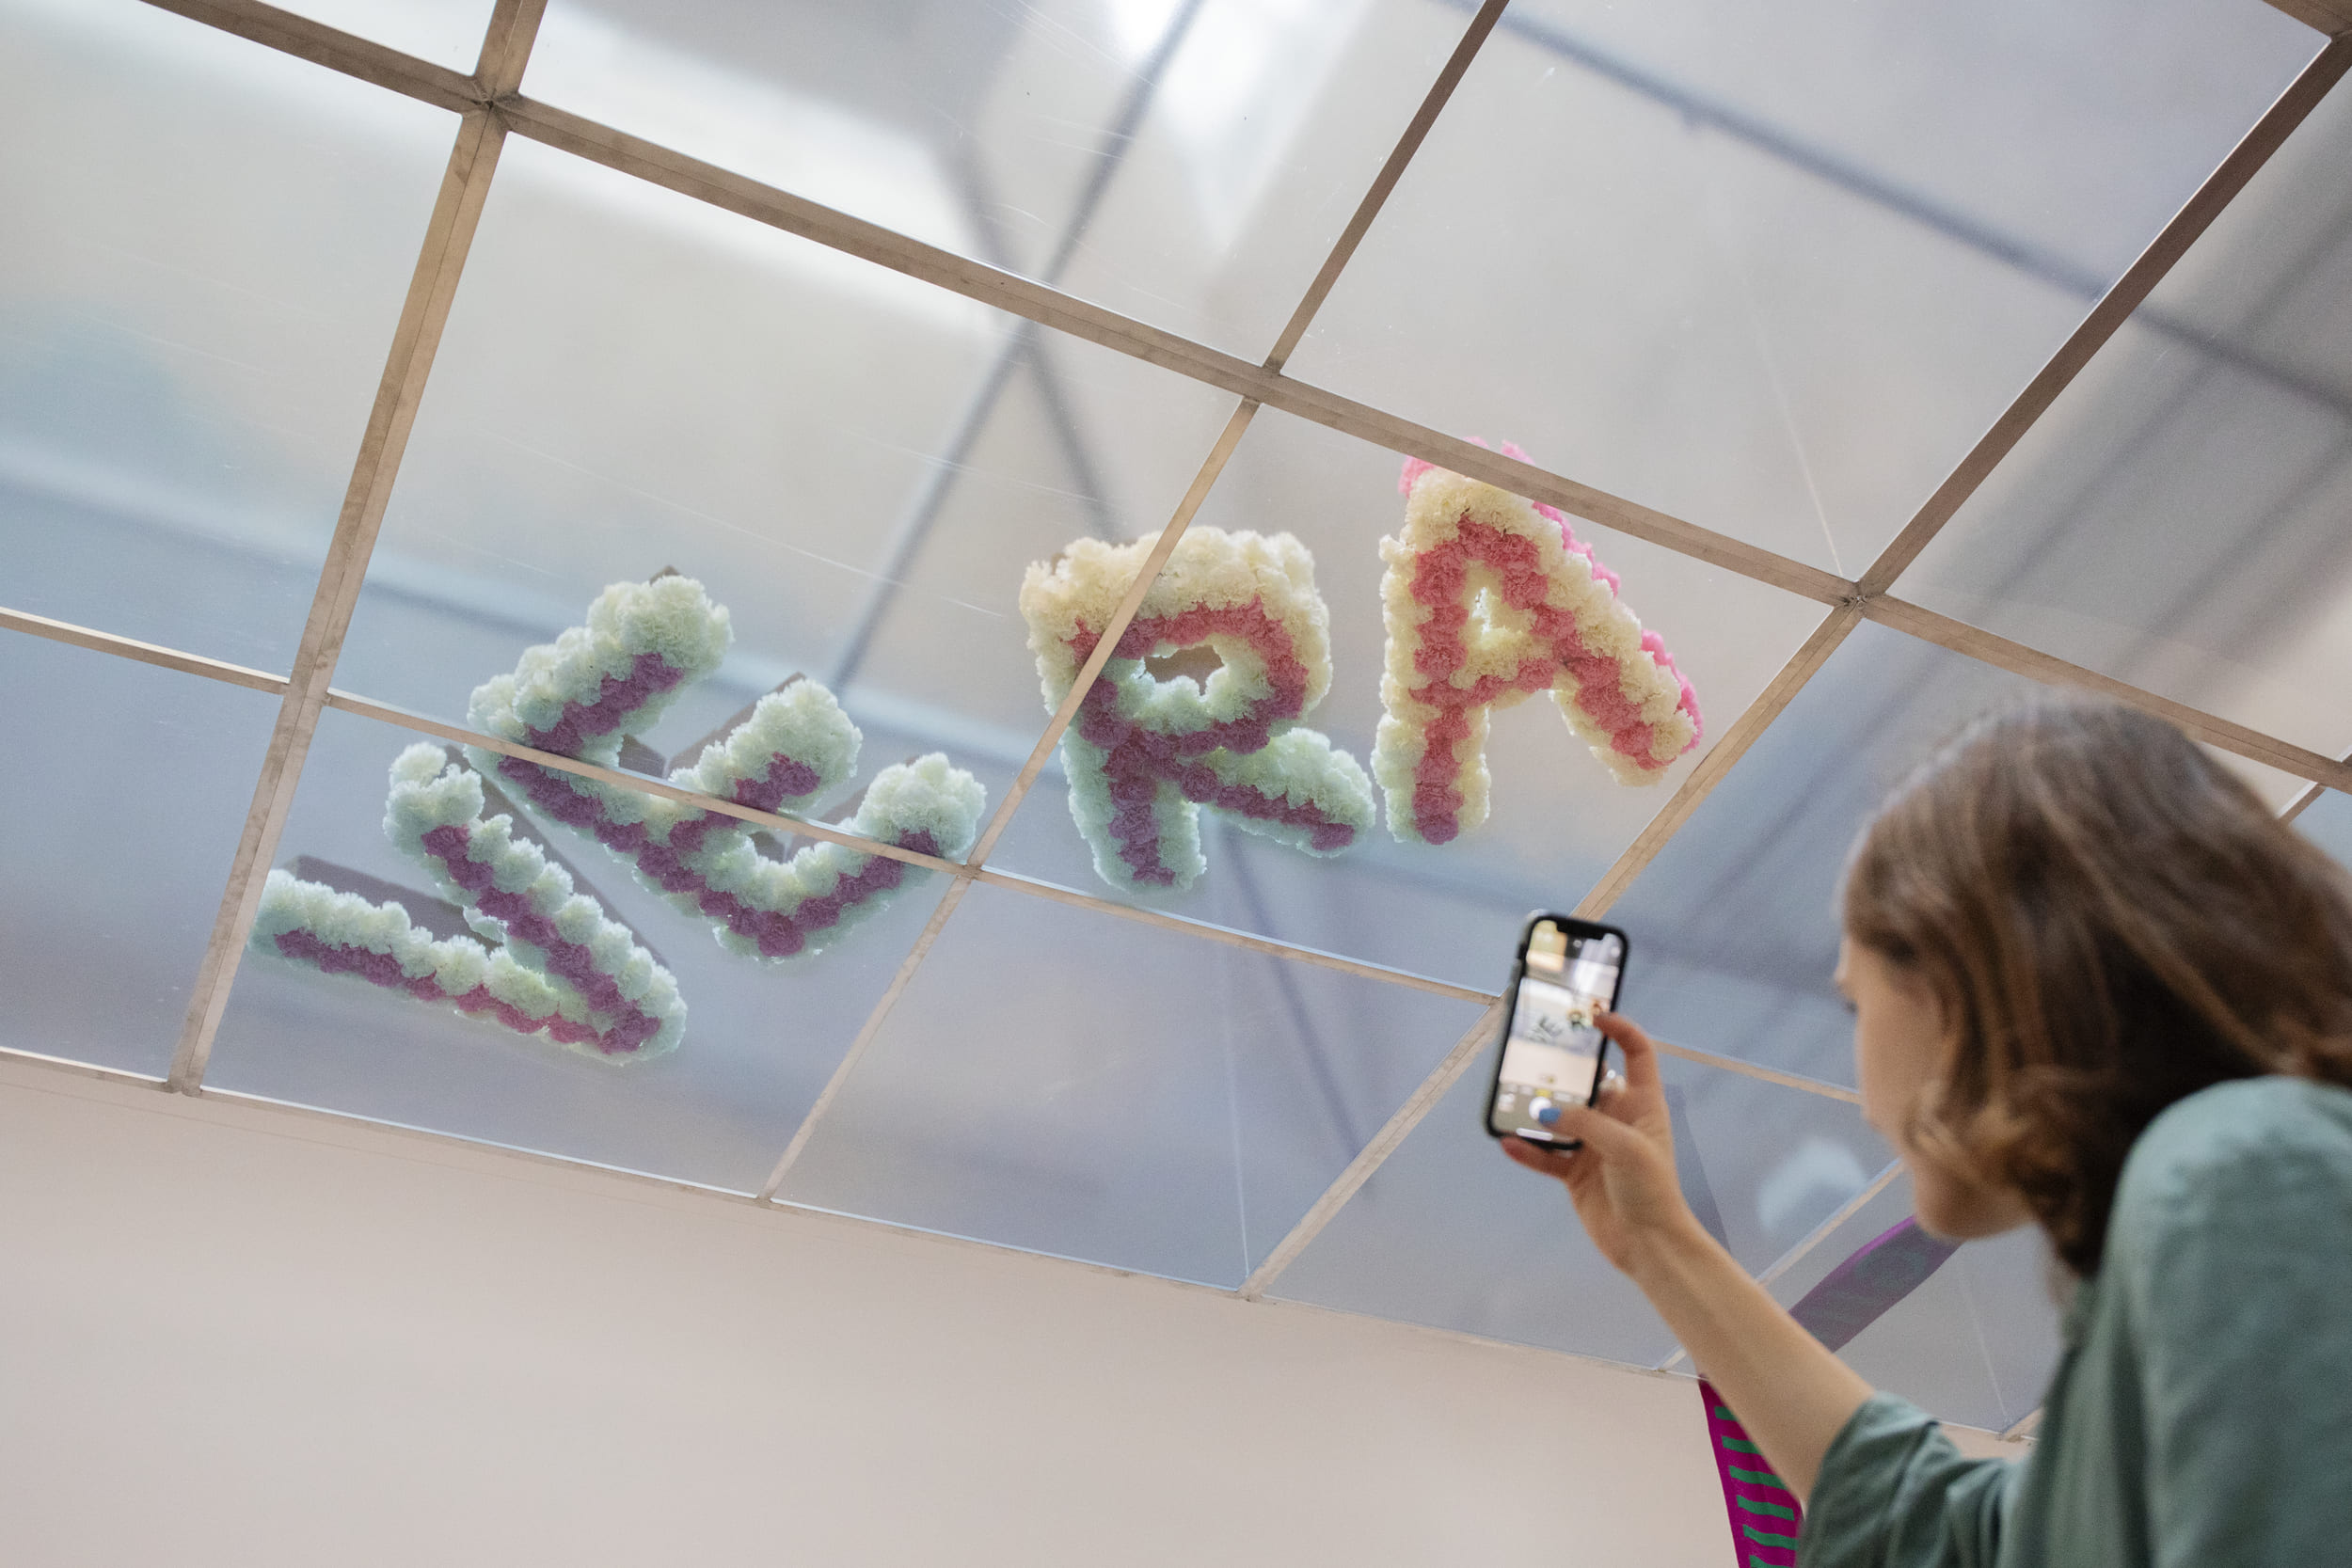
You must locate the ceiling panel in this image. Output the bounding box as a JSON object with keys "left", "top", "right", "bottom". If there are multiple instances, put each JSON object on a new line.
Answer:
{"left": 777, "top": 878, "right": 1486, "bottom": 1287}
{"left": 1284, "top": 0, "right": 2316, "bottom": 574}
{"left": 521, "top": 0, "right": 1470, "bottom": 358}
{"left": 0, "top": 0, "right": 457, "bottom": 671}
{"left": 1272, "top": 1048, "right": 1888, "bottom": 1365}
{"left": 0, "top": 632, "right": 278, "bottom": 1078}
{"left": 263, "top": 0, "right": 496, "bottom": 70}
{"left": 1903, "top": 71, "right": 2352, "bottom": 759}
{"left": 2299, "top": 787, "right": 2352, "bottom": 869}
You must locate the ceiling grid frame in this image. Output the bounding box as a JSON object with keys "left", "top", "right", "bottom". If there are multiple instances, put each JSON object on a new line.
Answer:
{"left": 0, "top": 611, "right": 1877, "bottom": 1105}
{"left": 68, "top": 6, "right": 2349, "bottom": 760}
{"left": 1222, "top": 32, "right": 2352, "bottom": 1301}
{"left": 0, "top": 0, "right": 2337, "bottom": 1384}
{"left": 160, "top": 0, "right": 550, "bottom": 1095}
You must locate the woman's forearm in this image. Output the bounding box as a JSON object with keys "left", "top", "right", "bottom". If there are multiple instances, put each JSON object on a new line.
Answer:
{"left": 1629, "top": 1215, "right": 1876, "bottom": 1504}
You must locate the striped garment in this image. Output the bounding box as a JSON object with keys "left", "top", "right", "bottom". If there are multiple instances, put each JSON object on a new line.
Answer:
{"left": 1701, "top": 1218, "right": 1962, "bottom": 1563}
{"left": 1702, "top": 1381, "right": 1803, "bottom": 1568}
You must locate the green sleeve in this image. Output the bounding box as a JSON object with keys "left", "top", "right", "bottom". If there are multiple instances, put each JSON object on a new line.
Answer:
{"left": 2116, "top": 1092, "right": 2352, "bottom": 1567}
{"left": 1798, "top": 1394, "right": 2012, "bottom": 1568}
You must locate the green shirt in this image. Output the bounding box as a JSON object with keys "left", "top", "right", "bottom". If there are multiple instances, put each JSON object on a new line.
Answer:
{"left": 1800, "top": 1076, "right": 2352, "bottom": 1568}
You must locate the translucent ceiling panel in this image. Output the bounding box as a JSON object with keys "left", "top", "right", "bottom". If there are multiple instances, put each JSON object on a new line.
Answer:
{"left": 522, "top": 0, "right": 1468, "bottom": 356}
{"left": 204, "top": 704, "right": 943, "bottom": 1191}
{"left": 1767, "top": 1173, "right": 2063, "bottom": 1434}
{"left": 1286, "top": 0, "right": 2315, "bottom": 574}
{"left": 986, "top": 404, "right": 1828, "bottom": 991}
{"left": 0, "top": 634, "right": 278, "bottom": 1078}
{"left": 1607, "top": 618, "right": 2307, "bottom": 1089}
{"left": 778, "top": 879, "right": 1485, "bottom": 1287}
{"left": 334, "top": 135, "right": 1236, "bottom": 826}
{"left": 0, "top": 0, "right": 455, "bottom": 670}
{"left": 1272, "top": 1053, "right": 1887, "bottom": 1365}
{"left": 263, "top": 0, "right": 495, "bottom": 70}
{"left": 2299, "top": 789, "right": 2352, "bottom": 870}
{"left": 1906, "top": 71, "right": 2352, "bottom": 758}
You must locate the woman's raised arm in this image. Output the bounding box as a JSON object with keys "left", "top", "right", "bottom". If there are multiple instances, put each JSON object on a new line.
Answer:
{"left": 1502, "top": 1010, "right": 1875, "bottom": 1502}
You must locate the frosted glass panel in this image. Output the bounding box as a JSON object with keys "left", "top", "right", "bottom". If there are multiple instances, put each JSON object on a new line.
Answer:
{"left": 0, "top": 0, "right": 455, "bottom": 670}
{"left": 0, "top": 633, "right": 278, "bottom": 1077}
{"left": 267, "top": 0, "right": 495, "bottom": 70}
{"left": 1906, "top": 71, "right": 2352, "bottom": 757}
{"left": 1275, "top": 1050, "right": 1887, "bottom": 1364}
{"left": 779, "top": 879, "right": 1484, "bottom": 1287}
{"left": 525, "top": 0, "right": 1466, "bottom": 356}
{"left": 2299, "top": 790, "right": 2352, "bottom": 872}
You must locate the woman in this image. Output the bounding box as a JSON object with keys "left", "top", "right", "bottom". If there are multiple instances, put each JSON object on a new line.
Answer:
{"left": 1504, "top": 698, "right": 2352, "bottom": 1565}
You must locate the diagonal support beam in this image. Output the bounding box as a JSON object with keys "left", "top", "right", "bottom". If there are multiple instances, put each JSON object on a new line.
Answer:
{"left": 1864, "top": 597, "right": 2352, "bottom": 792}
{"left": 961, "top": 399, "right": 1261, "bottom": 866}
{"left": 164, "top": 0, "right": 547, "bottom": 1094}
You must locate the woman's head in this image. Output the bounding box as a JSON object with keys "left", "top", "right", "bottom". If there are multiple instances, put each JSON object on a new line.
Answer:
{"left": 1840, "top": 697, "right": 2352, "bottom": 1275}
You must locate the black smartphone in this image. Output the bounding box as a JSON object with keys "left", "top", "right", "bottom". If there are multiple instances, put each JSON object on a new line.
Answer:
{"left": 1485, "top": 912, "right": 1629, "bottom": 1145}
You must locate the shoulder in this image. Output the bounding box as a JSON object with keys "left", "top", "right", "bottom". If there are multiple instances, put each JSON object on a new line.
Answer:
{"left": 2110, "top": 1077, "right": 2352, "bottom": 1257}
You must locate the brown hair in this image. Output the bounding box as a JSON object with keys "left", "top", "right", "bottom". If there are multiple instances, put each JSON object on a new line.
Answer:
{"left": 1842, "top": 697, "right": 2352, "bottom": 1275}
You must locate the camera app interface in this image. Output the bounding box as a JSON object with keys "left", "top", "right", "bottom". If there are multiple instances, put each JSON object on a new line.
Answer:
{"left": 1492, "top": 922, "right": 1621, "bottom": 1141}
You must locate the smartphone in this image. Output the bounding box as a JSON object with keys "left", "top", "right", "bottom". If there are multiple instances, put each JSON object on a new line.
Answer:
{"left": 1485, "top": 913, "right": 1629, "bottom": 1145}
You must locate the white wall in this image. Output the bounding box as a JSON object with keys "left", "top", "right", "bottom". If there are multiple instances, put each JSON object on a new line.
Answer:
{"left": 0, "top": 1054, "right": 1758, "bottom": 1567}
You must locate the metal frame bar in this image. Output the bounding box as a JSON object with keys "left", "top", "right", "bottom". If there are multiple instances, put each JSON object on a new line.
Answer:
{"left": 161, "top": 0, "right": 548, "bottom": 1094}
{"left": 0, "top": 606, "right": 292, "bottom": 696}
{"left": 0, "top": 0, "right": 2331, "bottom": 1385}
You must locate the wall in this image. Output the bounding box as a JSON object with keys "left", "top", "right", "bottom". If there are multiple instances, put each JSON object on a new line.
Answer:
{"left": 0, "top": 1054, "right": 1758, "bottom": 1567}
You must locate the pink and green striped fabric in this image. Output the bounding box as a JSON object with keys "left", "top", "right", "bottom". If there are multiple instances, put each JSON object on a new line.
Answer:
{"left": 1702, "top": 1379, "right": 1804, "bottom": 1567}
{"left": 1701, "top": 1217, "right": 1962, "bottom": 1563}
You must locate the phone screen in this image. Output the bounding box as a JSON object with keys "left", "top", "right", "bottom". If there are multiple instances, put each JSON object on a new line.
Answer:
{"left": 1488, "top": 919, "right": 1625, "bottom": 1142}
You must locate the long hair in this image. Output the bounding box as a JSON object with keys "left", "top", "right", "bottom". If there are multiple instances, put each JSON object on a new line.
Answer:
{"left": 1841, "top": 697, "right": 2352, "bottom": 1275}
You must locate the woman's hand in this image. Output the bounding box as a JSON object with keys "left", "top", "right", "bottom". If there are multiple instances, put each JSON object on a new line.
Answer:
{"left": 1501, "top": 1010, "right": 1701, "bottom": 1275}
